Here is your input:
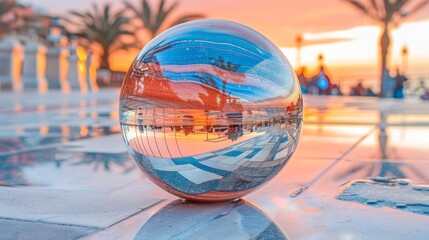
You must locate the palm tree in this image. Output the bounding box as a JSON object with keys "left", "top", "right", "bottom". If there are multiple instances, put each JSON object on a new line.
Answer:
{"left": 342, "top": 0, "right": 429, "bottom": 97}
{"left": 66, "top": 4, "right": 136, "bottom": 70}
{"left": 123, "top": 0, "right": 204, "bottom": 42}
{"left": 0, "top": 1, "right": 49, "bottom": 40}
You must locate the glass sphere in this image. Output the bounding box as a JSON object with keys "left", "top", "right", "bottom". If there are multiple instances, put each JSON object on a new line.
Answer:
{"left": 120, "top": 19, "right": 303, "bottom": 202}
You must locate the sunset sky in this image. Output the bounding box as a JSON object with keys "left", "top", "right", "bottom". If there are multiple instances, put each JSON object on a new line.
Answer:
{"left": 25, "top": 0, "right": 429, "bottom": 87}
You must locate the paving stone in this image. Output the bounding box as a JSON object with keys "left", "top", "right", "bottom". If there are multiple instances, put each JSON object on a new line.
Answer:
{"left": 0, "top": 219, "right": 94, "bottom": 240}
{"left": 178, "top": 168, "right": 223, "bottom": 184}
{"left": 0, "top": 187, "right": 162, "bottom": 228}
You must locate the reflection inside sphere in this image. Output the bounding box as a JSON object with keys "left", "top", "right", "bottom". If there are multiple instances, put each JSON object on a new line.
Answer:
{"left": 120, "top": 19, "right": 303, "bottom": 202}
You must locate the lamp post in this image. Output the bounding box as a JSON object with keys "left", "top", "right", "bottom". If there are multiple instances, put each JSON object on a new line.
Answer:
{"left": 47, "top": 17, "right": 66, "bottom": 47}
{"left": 295, "top": 34, "right": 303, "bottom": 70}
{"left": 401, "top": 45, "right": 408, "bottom": 75}
{"left": 318, "top": 53, "right": 324, "bottom": 67}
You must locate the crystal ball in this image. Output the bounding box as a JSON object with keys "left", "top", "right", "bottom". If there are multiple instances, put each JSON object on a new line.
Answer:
{"left": 120, "top": 19, "right": 303, "bottom": 202}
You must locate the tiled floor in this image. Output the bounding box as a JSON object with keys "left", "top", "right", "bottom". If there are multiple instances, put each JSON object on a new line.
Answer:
{"left": 1, "top": 91, "right": 429, "bottom": 239}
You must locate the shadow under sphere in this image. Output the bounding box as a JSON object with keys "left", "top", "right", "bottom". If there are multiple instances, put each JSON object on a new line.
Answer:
{"left": 134, "top": 199, "right": 288, "bottom": 240}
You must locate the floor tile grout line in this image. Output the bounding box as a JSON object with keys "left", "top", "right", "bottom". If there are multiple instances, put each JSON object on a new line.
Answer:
{"left": 0, "top": 199, "right": 165, "bottom": 237}
{"left": 289, "top": 126, "right": 377, "bottom": 198}
{"left": 106, "top": 199, "right": 165, "bottom": 228}
{"left": 0, "top": 133, "right": 123, "bottom": 156}
{"left": 0, "top": 143, "right": 63, "bottom": 156}
{"left": 0, "top": 216, "right": 100, "bottom": 230}
{"left": 79, "top": 199, "right": 167, "bottom": 239}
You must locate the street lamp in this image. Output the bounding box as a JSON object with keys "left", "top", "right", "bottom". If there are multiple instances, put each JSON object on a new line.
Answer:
{"left": 47, "top": 17, "right": 66, "bottom": 46}
{"left": 401, "top": 45, "right": 408, "bottom": 74}
{"left": 295, "top": 34, "right": 303, "bottom": 70}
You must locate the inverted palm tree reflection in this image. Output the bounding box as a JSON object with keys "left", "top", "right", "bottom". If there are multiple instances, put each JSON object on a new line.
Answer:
{"left": 70, "top": 152, "right": 134, "bottom": 173}
{"left": 0, "top": 125, "right": 127, "bottom": 186}
{"left": 0, "top": 147, "right": 135, "bottom": 186}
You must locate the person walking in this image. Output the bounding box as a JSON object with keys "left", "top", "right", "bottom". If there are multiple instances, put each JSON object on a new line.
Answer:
{"left": 394, "top": 69, "right": 408, "bottom": 99}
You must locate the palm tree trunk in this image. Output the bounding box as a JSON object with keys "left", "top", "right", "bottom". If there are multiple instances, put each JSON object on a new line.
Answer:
{"left": 100, "top": 50, "right": 110, "bottom": 70}
{"left": 222, "top": 80, "right": 226, "bottom": 93}
{"left": 380, "top": 24, "right": 391, "bottom": 97}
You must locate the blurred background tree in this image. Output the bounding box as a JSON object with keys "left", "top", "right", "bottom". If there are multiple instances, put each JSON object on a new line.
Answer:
{"left": 66, "top": 3, "right": 136, "bottom": 70}
{"left": 65, "top": 0, "right": 204, "bottom": 71}
{"left": 0, "top": 0, "right": 18, "bottom": 37}
{"left": 0, "top": 0, "right": 37, "bottom": 39}
{"left": 343, "top": 0, "right": 429, "bottom": 97}
{"left": 124, "top": 0, "right": 204, "bottom": 46}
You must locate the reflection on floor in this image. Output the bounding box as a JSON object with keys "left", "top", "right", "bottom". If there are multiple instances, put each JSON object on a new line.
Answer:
{"left": 0, "top": 148, "right": 133, "bottom": 186}
{"left": 135, "top": 199, "right": 287, "bottom": 240}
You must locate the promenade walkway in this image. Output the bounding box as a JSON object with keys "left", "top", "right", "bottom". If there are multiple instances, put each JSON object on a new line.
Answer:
{"left": 0, "top": 90, "right": 428, "bottom": 239}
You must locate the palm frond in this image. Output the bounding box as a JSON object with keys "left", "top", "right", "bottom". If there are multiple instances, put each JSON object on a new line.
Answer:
{"left": 67, "top": 2, "right": 133, "bottom": 69}
{"left": 342, "top": 0, "right": 381, "bottom": 21}
{"left": 403, "top": 0, "right": 429, "bottom": 17}
{"left": 124, "top": 0, "right": 205, "bottom": 38}
{"left": 142, "top": 0, "right": 152, "bottom": 27}
{"left": 369, "top": 0, "right": 383, "bottom": 20}
{"left": 169, "top": 14, "right": 205, "bottom": 27}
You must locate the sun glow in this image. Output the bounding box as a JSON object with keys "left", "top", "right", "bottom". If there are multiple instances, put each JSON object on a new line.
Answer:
{"left": 280, "top": 19, "right": 429, "bottom": 79}
{"left": 109, "top": 19, "right": 429, "bottom": 91}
